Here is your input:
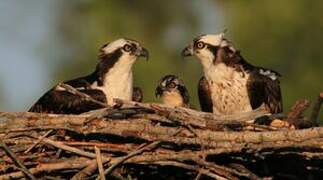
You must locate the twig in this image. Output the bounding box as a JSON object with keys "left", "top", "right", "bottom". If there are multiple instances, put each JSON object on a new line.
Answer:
{"left": 114, "top": 98, "right": 269, "bottom": 124}
{"left": 149, "top": 161, "right": 229, "bottom": 180}
{"left": 194, "top": 170, "right": 203, "bottom": 180}
{"left": 286, "top": 100, "right": 312, "bottom": 128}
{"left": 98, "top": 141, "right": 161, "bottom": 179}
{"left": 0, "top": 141, "right": 37, "bottom": 180}
{"left": 58, "top": 83, "right": 109, "bottom": 108}
{"left": 71, "top": 158, "right": 110, "bottom": 180}
{"left": 286, "top": 100, "right": 311, "bottom": 120}
{"left": 310, "top": 92, "right": 323, "bottom": 124}
{"left": 40, "top": 137, "right": 110, "bottom": 161}
{"left": 228, "top": 163, "right": 261, "bottom": 180}
{"left": 61, "top": 141, "right": 138, "bottom": 153}
{"left": 95, "top": 146, "right": 106, "bottom": 180}
{"left": 0, "top": 157, "right": 94, "bottom": 179}
{"left": 24, "top": 129, "right": 54, "bottom": 153}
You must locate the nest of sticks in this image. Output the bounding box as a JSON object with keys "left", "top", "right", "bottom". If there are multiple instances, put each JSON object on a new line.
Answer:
{"left": 0, "top": 89, "right": 322, "bottom": 180}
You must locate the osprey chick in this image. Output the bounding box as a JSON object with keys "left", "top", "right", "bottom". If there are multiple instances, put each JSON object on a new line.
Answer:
{"left": 29, "top": 38, "right": 148, "bottom": 114}
{"left": 182, "top": 33, "right": 282, "bottom": 115}
{"left": 155, "top": 75, "right": 190, "bottom": 108}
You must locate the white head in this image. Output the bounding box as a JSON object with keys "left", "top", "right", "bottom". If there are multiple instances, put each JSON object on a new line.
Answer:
{"left": 182, "top": 33, "right": 237, "bottom": 69}
{"left": 96, "top": 38, "right": 149, "bottom": 85}
{"left": 99, "top": 38, "right": 149, "bottom": 61}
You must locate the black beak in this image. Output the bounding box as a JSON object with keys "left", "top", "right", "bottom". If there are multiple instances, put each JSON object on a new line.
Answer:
{"left": 181, "top": 44, "right": 194, "bottom": 57}
{"left": 138, "top": 47, "right": 149, "bottom": 61}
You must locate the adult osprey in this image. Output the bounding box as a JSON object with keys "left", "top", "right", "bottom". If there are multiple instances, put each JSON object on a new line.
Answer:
{"left": 155, "top": 75, "right": 190, "bottom": 108}
{"left": 29, "top": 38, "right": 148, "bottom": 114}
{"left": 182, "top": 33, "right": 282, "bottom": 115}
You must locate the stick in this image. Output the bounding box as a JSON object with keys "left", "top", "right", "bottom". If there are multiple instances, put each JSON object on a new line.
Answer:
{"left": 71, "top": 158, "right": 110, "bottom": 180}
{"left": 0, "top": 157, "right": 93, "bottom": 179}
{"left": 0, "top": 141, "right": 37, "bottom": 180}
{"left": 24, "top": 129, "right": 54, "bottom": 153}
{"left": 58, "top": 83, "right": 109, "bottom": 108}
{"left": 310, "top": 92, "right": 323, "bottom": 124}
{"left": 40, "top": 137, "right": 110, "bottom": 161}
{"left": 98, "top": 141, "right": 160, "bottom": 179}
{"left": 113, "top": 98, "right": 269, "bottom": 126}
{"left": 3, "top": 113, "right": 323, "bottom": 148}
{"left": 95, "top": 146, "right": 106, "bottom": 180}
{"left": 148, "top": 161, "right": 229, "bottom": 180}
{"left": 194, "top": 170, "right": 203, "bottom": 180}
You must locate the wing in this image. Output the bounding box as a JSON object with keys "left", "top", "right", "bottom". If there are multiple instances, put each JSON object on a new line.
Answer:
{"left": 198, "top": 76, "right": 213, "bottom": 112}
{"left": 247, "top": 68, "right": 283, "bottom": 114}
{"left": 132, "top": 86, "right": 143, "bottom": 102}
{"left": 28, "top": 88, "right": 107, "bottom": 114}
{"left": 63, "top": 72, "right": 98, "bottom": 89}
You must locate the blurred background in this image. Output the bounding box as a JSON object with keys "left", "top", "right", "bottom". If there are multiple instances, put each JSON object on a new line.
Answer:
{"left": 0, "top": 0, "right": 322, "bottom": 119}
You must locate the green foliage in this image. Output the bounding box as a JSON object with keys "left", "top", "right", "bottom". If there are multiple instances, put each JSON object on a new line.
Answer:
{"left": 220, "top": 0, "right": 323, "bottom": 117}
{"left": 51, "top": 1, "right": 322, "bottom": 119}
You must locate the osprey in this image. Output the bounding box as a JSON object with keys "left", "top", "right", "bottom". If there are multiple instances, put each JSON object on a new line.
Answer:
{"left": 182, "top": 33, "right": 282, "bottom": 115}
{"left": 29, "top": 38, "right": 148, "bottom": 114}
{"left": 155, "top": 75, "right": 190, "bottom": 108}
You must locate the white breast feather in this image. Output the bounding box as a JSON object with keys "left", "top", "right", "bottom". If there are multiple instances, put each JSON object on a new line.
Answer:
{"left": 205, "top": 63, "right": 253, "bottom": 115}
{"left": 91, "top": 55, "right": 136, "bottom": 105}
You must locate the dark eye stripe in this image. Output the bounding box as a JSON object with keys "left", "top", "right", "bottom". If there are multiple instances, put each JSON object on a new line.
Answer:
{"left": 123, "top": 44, "right": 132, "bottom": 52}
{"left": 206, "top": 44, "right": 219, "bottom": 55}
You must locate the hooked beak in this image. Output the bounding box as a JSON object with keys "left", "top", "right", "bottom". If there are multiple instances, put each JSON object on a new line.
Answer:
{"left": 181, "top": 44, "right": 194, "bottom": 57}
{"left": 137, "top": 47, "right": 149, "bottom": 61}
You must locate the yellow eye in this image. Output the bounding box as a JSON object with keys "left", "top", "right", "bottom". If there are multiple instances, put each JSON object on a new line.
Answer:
{"left": 123, "top": 44, "right": 132, "bottom": 52}
{"left": 167, "top": 82, "right": 176, "bottom": 89}
{"left": 196, "top": 42, "right": 205, "bottom": 49}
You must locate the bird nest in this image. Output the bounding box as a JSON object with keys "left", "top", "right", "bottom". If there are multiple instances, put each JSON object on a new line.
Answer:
{"left": 0, "top": 92, "right": 322, "bottom": 180}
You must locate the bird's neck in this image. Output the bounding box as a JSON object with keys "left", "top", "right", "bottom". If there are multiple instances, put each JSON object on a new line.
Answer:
{"left": 94, "top": 56, "right": 136, "bottom": 105}
{"left": 202, "top": 62, "right": 224, "bottom": 82}
{"left": 200, "top": 56, "right": 214, "bottom": 74}
{"left": 161, "top": 91, "right": 184, "bottom": 107}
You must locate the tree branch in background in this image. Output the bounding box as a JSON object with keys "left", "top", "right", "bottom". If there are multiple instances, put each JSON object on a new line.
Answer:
{"left": 310, "top": 92, "right": 323, "bottom": 124}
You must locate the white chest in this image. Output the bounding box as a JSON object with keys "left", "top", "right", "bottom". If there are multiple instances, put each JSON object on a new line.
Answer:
{"left": 91, "top": 58, "right": 135, "bottom": 105}
{"left": 205, "top": 63, "right": 252, "bottom": 115}
{"left": 103, "top": 72, "right": 133, "bottom": 105}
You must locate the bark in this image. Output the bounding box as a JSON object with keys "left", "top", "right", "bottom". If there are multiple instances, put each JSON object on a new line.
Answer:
{"left": 0, "top": 95, "right": 322, "bottom": 179}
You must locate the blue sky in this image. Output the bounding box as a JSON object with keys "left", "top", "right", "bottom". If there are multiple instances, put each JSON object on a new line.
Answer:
{"left": 0, "top": 1, "right": 55, "bottom": 111}
{"left": 0, "top": 0, "right": 223, "bottom": 112}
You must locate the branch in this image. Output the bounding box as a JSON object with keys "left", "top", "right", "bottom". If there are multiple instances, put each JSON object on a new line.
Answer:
{"left": 0, "top": 157, "right": 93, "bottom": 179}
{"left": 2, "top": 112, "right": 323, "bottom": 149}
{"left": 57, "top": 83, "right": 109, "bottom": 108}
{"left": 24, "top": 130, "right": 54, "bottom": 153}
{"left": 0, "top": 97, "right": 322, "bottom": 179}
{"left": 99, "top": 141, "right": 160, "bottom": 179}
{"left": 0, "top": 141, "right": 37, "bottom": 180}
{"left": 310, "top": 92, "right": 323, "bottom": 124}
{"left": 39, "top": 137, "right": 110, "bottom": 162}
{"left": 286, "top": 100, "right": 313, "bottom": 128}
{"left": 94, "top": 146, "right": 106, "bottom": 180}
{"left": 114, "top": 98, "right": 270, "bottom": 125}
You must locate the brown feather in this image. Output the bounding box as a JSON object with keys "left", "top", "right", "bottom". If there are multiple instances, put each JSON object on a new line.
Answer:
{"left": 198, "top": 76, "right": 213, "bottom": 112}
{"left": 247, "top": 69, "right": 283, "bottom": 114}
